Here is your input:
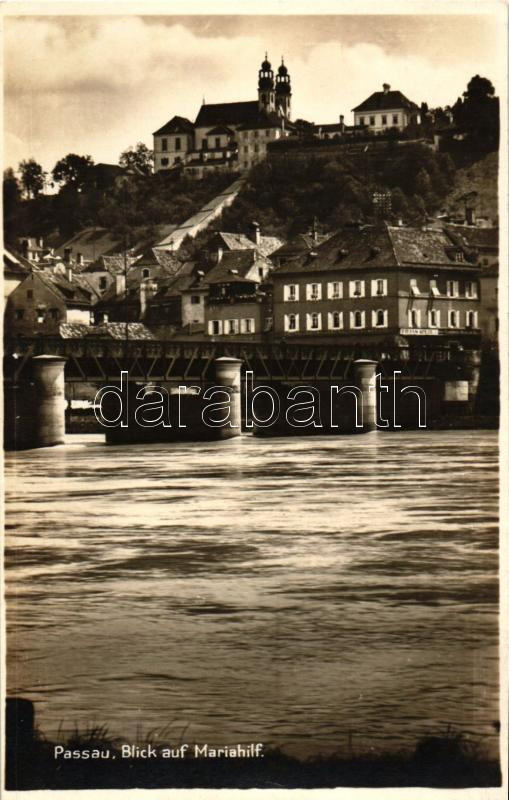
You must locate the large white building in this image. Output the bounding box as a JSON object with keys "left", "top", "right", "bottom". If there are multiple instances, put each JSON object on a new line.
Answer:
{"left": 352, "top": 83, "right": 421, "bottom": 133}
{"left": 153, "top": 55, "right": 293, "bottom": 177}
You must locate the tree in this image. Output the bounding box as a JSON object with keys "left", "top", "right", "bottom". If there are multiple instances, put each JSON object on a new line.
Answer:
{"left": 452, "top": 75, "right": 499, "bottom": 151}
{"left": 3, "top": 168, "right": 21, "bottom": 207}
{"left": 19, "top": 159, "right": 45, "bottom": 198}
{"left": 52, "top": 153, "right": 94, "bottom": 190}
{"left": 3, "top": 169, "right": 22, "bottom": 242}
{"left": 119, "top": 142, "right": 154, "bottom": 175}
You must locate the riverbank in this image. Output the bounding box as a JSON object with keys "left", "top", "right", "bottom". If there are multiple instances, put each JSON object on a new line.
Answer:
{"left": 5, "top": 703, "right": 501, "bottom": 790}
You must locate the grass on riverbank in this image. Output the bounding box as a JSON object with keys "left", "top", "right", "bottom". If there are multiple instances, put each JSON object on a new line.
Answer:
{"left": 5, "top": 701, "right": 501, "bottom": 790}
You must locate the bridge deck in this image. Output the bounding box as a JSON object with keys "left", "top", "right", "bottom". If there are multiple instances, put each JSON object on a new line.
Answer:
{"left": 4, "top": 336, "right": 461, "bottom": 384}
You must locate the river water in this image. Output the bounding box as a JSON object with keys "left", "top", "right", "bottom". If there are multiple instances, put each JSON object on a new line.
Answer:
{"left": 4, "top": 431, "right": 499, "bottom": 758}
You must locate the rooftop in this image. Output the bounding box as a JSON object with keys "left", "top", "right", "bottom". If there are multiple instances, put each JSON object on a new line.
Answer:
{"left": 55, "top": 227, "right": 122, "bottom": 264}
{"left": 214, "top": 231, "right": 284, "bottom": 258}
{"left": 34, "top": 271, "right": 94, "bottom": 306}
{"left": 60, "top": 322, "right": 155, "bottom": 340}
{"left": 352, "top": 87, "right": 419, "bottom": 113}
{"left": 194, "top": 100, "right": 261, "bottom": 128}
{"left": 4, "top": 248, "right": 32, "bottom": 276}
{"left": 205, "top": 249, "right": 271, "bottom": 284}
{"left": 273, "top": 223, "right": 481, "bottom": 275}
{"left": 153, "top": 115, "right": 195, "bottom": 136}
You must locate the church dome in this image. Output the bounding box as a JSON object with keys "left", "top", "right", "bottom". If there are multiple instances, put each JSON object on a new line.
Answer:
{"left": 278, "top": 61, "right": 288, "bottom": 76}
{"left": 261, "top": 55, "right": 272, "bottom": 71}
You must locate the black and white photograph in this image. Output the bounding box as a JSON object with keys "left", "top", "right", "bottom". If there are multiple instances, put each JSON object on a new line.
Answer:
{"left": 2, "top": 1, "right": 507, "bottom": 795}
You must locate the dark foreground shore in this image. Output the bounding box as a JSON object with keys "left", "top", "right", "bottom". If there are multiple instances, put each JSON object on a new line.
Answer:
{"left": 5, "top": 699, "right": 501, "bottom": 790}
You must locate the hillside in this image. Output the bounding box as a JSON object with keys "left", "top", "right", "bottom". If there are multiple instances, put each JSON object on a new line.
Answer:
{"left": 217, "top": 143, "right": 457, "bottom": 238}
{"left": 4, "top": 146, "right": 498, "bottom": 250}
{"left": 443, "top": 151, "right": 498, "bottom": 222}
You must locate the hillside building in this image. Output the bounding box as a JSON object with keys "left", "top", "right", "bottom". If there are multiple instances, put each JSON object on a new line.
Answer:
{"left": 153, "top": 56, "right": 294, "bottom": 176}
{"left": 352, "top": 84, "right": 420, "bottom": 132}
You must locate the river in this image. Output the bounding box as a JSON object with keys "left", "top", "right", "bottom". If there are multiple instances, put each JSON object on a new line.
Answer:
{"left": 4, "top": 430, "right": 499, "bottom": 759}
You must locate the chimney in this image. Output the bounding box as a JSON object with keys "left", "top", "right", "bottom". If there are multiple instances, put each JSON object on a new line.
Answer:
{"left": 250, "top": 221, "right": 261, "bottom": 246}
{"left": 311, "top": 217, "right": 318, "bottom": 243}
{"left": 76, "top": 252, "right": 83, "bottom": 267}
{"left": 38, "top": 236, "right": 44, "bottom": 248}
{"left": 383, "top": 83, "right": 390, "bottom": 94}
{"left": 339, "top": 114, "right": 345, "bottom": 132}
{"left": 465, "top": 207, "right": 476, "bottom": 226}
{"left": 115, "top": 274, "right": 126, "bottom": 295}
{"left": 64, "top": 248, "right": 71, "bottom": 264}
{"left": 216, "top": 246, "right": 223, "bottom": 263}
{"left": 21, "top": 240, "right": 29, "bottom": 259}
{"left": 66, "top": 267, "right": 73, "bottom": 282}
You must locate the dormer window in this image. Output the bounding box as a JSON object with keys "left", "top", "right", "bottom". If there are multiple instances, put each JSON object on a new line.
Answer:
{"left": 455, "top": 250, "right": 465, "bottom": 262}
{"left": 142, "top": 268, "right": 150, "bottom": 279}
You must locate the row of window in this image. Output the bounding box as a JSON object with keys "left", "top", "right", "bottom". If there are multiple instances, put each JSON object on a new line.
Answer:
{"left": 160, "top": 137, "right": 184, "bottom": 152}
{"left": 243, "top": 144, "right": 266, "bottom": 154}
{"left": 284, "top": 310, "right": 389, "bottom": 332}
{"left": 359, "top": 114, "right": 400, "bottom": 126}
{"left": 283, "top": 308, "right": 480, "bottom": 332}
{"left": 284, "top": 279, "right": 387, "bottom": 301}
{"left": 418, "top": 279, "right": 478, "bottom": 298}
{"left": 14, "top": 308, "right": 61, "bottom": 322}
{"left": 208, "top": 318, "right": 256, "bottom": 335}
{"left": 240, "top": 129, "right": 275, "bottom": 140}
{"left": 283, "top": 279, "right": 479, "bottom": 301}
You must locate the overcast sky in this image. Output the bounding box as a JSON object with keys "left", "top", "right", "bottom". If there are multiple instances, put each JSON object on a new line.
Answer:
{"left": 3, "top": 12, "right": 503, "bottom": 174}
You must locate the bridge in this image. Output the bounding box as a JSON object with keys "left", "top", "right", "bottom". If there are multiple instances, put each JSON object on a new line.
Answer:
{"left": 4, "top": 334, "right": 471, "bottom": 386}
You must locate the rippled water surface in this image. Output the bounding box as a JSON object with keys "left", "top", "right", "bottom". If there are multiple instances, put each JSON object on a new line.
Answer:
{"left": 4, "top": 431, "right": 499, "bottom": 757}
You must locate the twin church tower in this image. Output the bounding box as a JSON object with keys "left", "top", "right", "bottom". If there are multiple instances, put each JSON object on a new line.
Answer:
{"left": 258, "top": 54, "right": 292, "bottom": 118}
{"left": 153, "top": 54, "right": 293, "bottom": 175}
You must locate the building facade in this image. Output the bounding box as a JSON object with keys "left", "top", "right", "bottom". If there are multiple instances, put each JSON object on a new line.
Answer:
{"left": 4, "top": 271, "right": 93, "bottom": 335}
{"left": 204, "top": 249, "right": 273, "bottom": 339}
{"left": 153, "top": 56, "right": 293, "bottom": 176}
{"left": 352, "top": 84, "right": 421, "bottom": 132}
{"left": 271, "top": 224, "right": 481, "bottom": 344}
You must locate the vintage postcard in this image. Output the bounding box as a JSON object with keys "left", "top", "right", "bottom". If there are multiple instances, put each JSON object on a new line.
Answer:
{"left": 1, "top": 1, "right": 507, "bottom": 798}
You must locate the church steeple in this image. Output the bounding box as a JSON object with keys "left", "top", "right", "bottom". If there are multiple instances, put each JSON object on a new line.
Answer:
{"left": 275, "top": 56, "right": 291, "bottom": 119}
{"left": 258, "top": 53, "right": 275, "bottom": 113}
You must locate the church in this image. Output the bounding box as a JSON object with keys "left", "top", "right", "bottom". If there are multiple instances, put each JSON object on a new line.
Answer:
{"left": 153, "top": 55, "right": 294, "bottom": 178}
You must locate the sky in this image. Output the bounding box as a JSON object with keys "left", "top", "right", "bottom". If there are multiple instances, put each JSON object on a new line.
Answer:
{"left": 3, "top": 11, "right": 504, "bottom": 175}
